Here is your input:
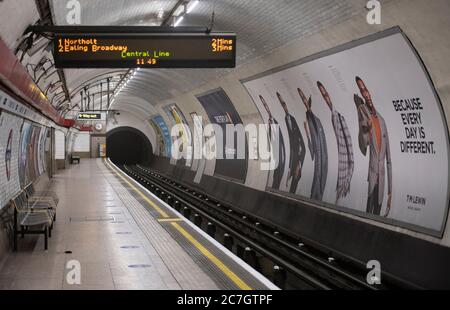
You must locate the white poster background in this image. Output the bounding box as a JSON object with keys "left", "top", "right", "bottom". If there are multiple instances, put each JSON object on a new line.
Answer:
{"left": 73, "top": 132, "right": 90, "bottom": 152}
{"left": 54, "top": 130, "right": 66, "bottom": 160}
{"left": 243, "top": 31, "right": 449, "bottom": 234}
{"left": 37, "top": 126, "right": 46, "bottom": 175}
{"left": 0, "top": 112, "right": 22, "bottom": 208}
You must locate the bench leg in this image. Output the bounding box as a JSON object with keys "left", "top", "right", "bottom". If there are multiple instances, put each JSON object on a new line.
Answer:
{"left": 21, "top": 226, "right": 25, "bottom": 239}
{"left": 44, "top": 226, "right": 48, "bottom": 251}
{"left": 49, "top": 225, "right": 52, "bottom": 238}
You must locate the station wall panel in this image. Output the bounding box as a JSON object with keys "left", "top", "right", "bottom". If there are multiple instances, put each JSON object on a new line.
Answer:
{"left": 0, "top": 111, "right": 22, "bottom": 208}
{"left": 54, "top": 130, "right": 65, "bottom": 160}
{"left": 0, "top": 111, "right": 50, "bottom": 209}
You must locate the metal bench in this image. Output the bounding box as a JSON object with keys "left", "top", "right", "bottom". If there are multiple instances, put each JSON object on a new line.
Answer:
{"left": 11, "top": 191, "right": 54, "bottom": 251}
{"left": 24, "top": 183, "right": 58, "bottom": 222}
{"left": 71, "top": 155, "right": 81, "bottom": 164}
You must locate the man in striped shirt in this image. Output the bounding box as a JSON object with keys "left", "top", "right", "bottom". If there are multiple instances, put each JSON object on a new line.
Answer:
{"left": 317, "top": 81, "right": 355, "bottom": 205}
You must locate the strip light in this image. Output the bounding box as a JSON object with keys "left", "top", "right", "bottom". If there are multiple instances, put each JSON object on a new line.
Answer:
{"left": 174, "top": 16, "right": 184, "bottom": 27}
{"left": 186, "top": 0, "right": 199, "bottom": 14}
{"left": 111, "top": 69, "right": 139, "bottom": 108}
{"left": 174, "top": 0, "right": 200, "bottom": 27}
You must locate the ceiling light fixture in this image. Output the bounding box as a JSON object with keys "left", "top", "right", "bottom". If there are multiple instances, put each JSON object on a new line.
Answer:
{"left": 157, "top": 8, "right": 164, "bottom": 19}
{"left": 186, "top": 0, "right": 199, "bottom": 14}
{"left": 174, "top": 16, "right": 184, "bottom": 27}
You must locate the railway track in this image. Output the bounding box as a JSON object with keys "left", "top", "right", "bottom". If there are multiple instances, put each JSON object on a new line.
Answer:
{"left": 121, "top": 164, "right": 412, "bottom": 290}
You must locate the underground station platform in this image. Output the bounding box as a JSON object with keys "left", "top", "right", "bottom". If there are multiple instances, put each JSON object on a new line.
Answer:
{"left": 1, "top": 0, "right": 450, "bottom": 306}
{"left": 0, "top": 159, "right": 276, "bottom": 291}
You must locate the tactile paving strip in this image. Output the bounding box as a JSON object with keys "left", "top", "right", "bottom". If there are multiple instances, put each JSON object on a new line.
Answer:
{"left": 162, "top": 221, "right": 269, "bottom": 290}
{"left": 99, "top": 161, "right": 219, "bottom": 290}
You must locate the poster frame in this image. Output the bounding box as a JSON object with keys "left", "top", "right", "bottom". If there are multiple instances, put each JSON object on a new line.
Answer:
{"left": 163, "top": 103, "right": 192, "bottom": 168}
{"left": 195, "top": 87, "right": 249, "bottom": 184}
{"left": 240, "top": 26, "right": 450, "bottom": 238}
{"left": 150, "top": 114, "right": 173, "bottom": 158}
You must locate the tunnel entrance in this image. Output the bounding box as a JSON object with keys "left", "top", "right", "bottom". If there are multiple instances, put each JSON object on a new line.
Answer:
{"left": 106, "top": 127, "right": 153, "bottom": 166}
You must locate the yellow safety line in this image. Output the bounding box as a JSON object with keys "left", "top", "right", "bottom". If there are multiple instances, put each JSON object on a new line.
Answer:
{"left": 157, "top": 218, "right": 183, "bottom": 222}
{"left": 171, "top": 222, "right": 252, "bottom": 290}
{"left": 105, "top": 159, "right": 253, "bottom": 290}
{"left": 104, "top": 159, "right": 169, "bottom": 218}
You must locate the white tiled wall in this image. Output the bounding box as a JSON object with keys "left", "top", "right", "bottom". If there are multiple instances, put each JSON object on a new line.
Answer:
{"left": 54, "top": 130, "right": 66, "bottom": 160}
{"left": 73, "top": 132, "right": 90, "bottom": 153}
{"left": 0, "top": 112, "right": 22, "bottom": 208}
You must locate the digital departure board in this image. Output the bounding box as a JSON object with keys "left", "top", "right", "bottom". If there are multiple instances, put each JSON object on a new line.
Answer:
{"left": 54, "top": 34, "right": 236, "bottom": 68}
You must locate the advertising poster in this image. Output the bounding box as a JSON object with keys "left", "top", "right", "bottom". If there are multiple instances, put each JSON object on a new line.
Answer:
{"left": 19, "top": 121, "right": 33, "bottom": 188}
{"left": 196, "top": 88, "right": 248, "bottom": 183}
{"left": 242, "top": 28, "right": 449, "bottom": 235}
{"left": 190, "top": 112, "right": 207, "bottom": 183}
{"left": 37, "top": 127, "right": 45, "bottom": 175}
{"left": 149, "top": 120, "right": 167, "bottom": 156}
{"left": 38, "top": 127, "right": 48, "bottom": 174}
{"left": 151, "top": 115, "right": 172, "bottom": 158}
{"left": 27, "top": 126, "right": 39, "bottom": 182}
{"left": 163, "top": 103, "right": 192, "bottom": 167}
{"left": 0, "top": 112, "right": 22, "bottom": 208}
{"left": 32, "top": 126, "right": 41, "bottom": 178}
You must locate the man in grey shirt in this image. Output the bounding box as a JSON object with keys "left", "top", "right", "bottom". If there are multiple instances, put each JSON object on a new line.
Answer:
{"left": 298, "top": 88, "right": 328, "bottom": 201}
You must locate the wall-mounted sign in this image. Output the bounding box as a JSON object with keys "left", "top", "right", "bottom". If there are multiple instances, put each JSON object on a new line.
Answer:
{"left": 77, "top": 112, "right": 103, "bottom": 120}
{"left": 0, "top": 90, "right": 53, "bottom": 127}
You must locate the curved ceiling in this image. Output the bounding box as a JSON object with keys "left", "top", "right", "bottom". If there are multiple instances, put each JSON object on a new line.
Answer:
{"left": 2, "top": 0, "right": 365, "bottom": 120}
{"left": 50, "top": 0, "right": 362, "bottom": 118}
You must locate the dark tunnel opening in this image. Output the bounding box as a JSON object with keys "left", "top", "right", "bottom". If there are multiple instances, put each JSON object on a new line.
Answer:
{"left": 106, "top": 127, "right": 153, "bottom": 166}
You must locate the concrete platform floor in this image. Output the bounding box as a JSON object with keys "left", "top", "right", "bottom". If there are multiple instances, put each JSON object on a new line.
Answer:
{"left": 0, "top": 159, "right": 221, "bottom": 290}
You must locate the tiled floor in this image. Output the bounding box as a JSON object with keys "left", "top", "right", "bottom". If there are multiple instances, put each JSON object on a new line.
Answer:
{"left": 0, "top": 159, "right": 220, "bottom": 290}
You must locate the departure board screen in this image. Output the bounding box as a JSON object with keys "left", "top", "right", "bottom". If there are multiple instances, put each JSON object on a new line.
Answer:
{"left": 54, "top": 34, "right": 236, "bottom": 68}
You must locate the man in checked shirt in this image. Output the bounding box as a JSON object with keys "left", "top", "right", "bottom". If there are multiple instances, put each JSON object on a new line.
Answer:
{"left": 317, "top": 81, "right": 355, "bottom": 205}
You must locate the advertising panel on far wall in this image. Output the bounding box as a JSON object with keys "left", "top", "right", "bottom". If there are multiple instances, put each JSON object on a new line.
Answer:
{"left": 163, "top": 103, "right": 193, "bottom": 167}
{"left": 37, "top": 127, "right": 45, "bottom": 175}
{"left": 19, "top": 121, "right": 33, "bottom": 188}
{"left": 149, "top": 119, "right": 167, "bottom": 157}
{"left": 32, "top": 126, "right": 42, "bottom": 179}
{"left": 196, "top": 88, "right": 248, "bottom": 183}
{"left": 241, "top": 27, "right": 450, "bottom": 236}
{"left": 190, "top": 112, "right": 207, "bottom": 184}
{"left": 27, "top": 125, "right": 40, "bottom": 183}
{"left": 150, "top": 115, "right": 172, "bottom": 158}
{"left": 38, "top": 127, "right": 49, "bottom": 174}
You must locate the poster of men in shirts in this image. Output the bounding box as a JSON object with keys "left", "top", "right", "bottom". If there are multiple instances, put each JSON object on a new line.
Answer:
{"left": 242, "top": 28, "right": 450, "bottom": 236}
